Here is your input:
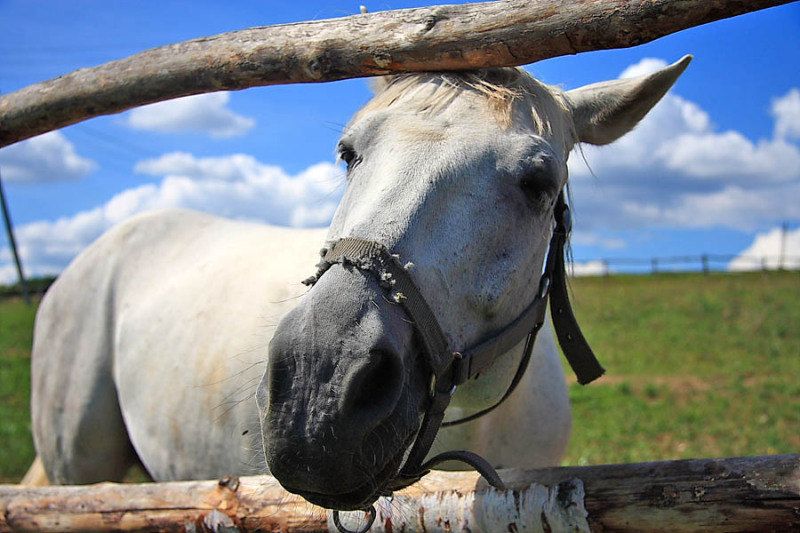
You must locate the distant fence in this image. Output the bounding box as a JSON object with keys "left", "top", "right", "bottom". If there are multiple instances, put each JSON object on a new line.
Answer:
{"left": 573, "top": 254, "right": 800, "bottom": 276}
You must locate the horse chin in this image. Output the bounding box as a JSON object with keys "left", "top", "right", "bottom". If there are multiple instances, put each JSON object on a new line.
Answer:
{"left": 281, "top": 444, "right": 407, "bottom": 511}
{"left": 296, "top": 487, "right": 377, "bottom": 512}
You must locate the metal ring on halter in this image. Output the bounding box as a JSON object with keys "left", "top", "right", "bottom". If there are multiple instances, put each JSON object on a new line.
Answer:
{"left": 332, "top": 506, "right": 376, "bottom": 533}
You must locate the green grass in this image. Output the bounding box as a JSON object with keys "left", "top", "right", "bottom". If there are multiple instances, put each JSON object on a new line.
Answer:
{"left": 562, "top": 271, "right": 800, "bottom": 465}
{"left": 0, "top": 296, "right": 37, "bottom": 482}
{"left": 0, "top": 271, "right": 797, "bottom": 482}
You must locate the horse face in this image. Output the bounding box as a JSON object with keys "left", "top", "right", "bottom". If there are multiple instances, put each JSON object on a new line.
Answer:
{"left": 260, "top": 60, "right": 690, "bottom": 510}
{"left": 260, "top": 71, "right": 573, "bottom": 510}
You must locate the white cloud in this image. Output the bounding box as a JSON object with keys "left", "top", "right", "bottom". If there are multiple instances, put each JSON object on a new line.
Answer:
{"left": 134, "top": 152, "right": 258, "bottom": 181}
{"left": 569, "top": 58, "right": 800, "bottom": 234}
{"left": 0, "top": 155, "right": 344, "bottom": 283}
{"left": 570, "top": 230, "right": 626, "bottom": 250}
{"left": 570, "top": 260, "right": 609, "bottom": 277}
{"left": 729, "top": 226, "right": 800, "bottom": 271}
{"left": 125, "top": 92, "right": 255, "bottom": 138}
{"left": 622, "top": 183, "right": 800, "bottom": 231}
{"left": 773, "top": 88, "right": 800, "bottom": 141}
{"left": 0, "top": 264, "right": 17, "bottom": 285}
{"left": 0, "top": 131, "right": 96, "bottom": 182}
{"left": 133, "top": 153, "right": 343, "bottom": 223}
{"left": 620, "top": 58, "right": 668, "bottom": 79}
{"left": 657, "top": 132, "right": 800, "bottom": 181}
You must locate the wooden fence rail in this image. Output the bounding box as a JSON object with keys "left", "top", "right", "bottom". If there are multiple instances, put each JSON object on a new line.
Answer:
{"left": 2, "top": 454, "right": 798, "bottom": 532}
{"left": 0, "top": 0, "right": 795, "bottom": 148}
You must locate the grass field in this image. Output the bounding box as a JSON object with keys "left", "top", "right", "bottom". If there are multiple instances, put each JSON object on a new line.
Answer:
{"left": 0, "top": 295, "right": 37, "bottom": 482}
{"left": 0, "top": 271, "right": 798, "bottom": 482}
{"left": 562, "top": 271, "right": 799, "bottom": 466}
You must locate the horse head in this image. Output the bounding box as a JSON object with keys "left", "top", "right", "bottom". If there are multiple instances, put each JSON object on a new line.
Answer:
{"left": 258, "top": 57, "right": 691, "bottom": 510}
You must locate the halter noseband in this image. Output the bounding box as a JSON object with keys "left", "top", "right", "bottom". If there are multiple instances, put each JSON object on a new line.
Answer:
{"left": 302, "top": 192, "right": 604, "bottom": 499}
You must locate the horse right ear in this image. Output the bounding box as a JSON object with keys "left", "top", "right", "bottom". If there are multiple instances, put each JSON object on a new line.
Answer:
{"left": 567, "top": 55, "right": 692, "bottom": 146}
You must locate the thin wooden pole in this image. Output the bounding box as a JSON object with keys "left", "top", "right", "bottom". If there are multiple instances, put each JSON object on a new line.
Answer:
{"left": 0, "top": 169, "right": 29, "bottom": 304}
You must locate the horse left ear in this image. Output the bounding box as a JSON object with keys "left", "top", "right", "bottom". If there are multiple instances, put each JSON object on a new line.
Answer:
{"left": 567, "top": 55, "right": 692, "bottom": 145}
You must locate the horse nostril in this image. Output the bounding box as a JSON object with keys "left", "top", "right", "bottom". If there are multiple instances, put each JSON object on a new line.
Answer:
{"left": 342, "top": 349, "right": 404, "bottom": 421}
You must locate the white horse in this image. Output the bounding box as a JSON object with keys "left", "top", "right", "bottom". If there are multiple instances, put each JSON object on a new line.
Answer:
{"left": 28, "top": 57, "right": 690, "bottom": 510}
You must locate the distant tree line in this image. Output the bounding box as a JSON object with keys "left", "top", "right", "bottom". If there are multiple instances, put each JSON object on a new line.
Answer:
{"left": 0, "top": 276, "right": 56, "bottom": 299}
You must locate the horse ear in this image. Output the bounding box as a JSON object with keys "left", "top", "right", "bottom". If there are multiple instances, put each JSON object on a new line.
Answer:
{"left": 567, "top": 55, "right": 692, "bottom": 145}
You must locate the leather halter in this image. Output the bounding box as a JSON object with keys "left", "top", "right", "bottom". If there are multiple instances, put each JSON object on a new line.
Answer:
{"left": 302, "top": 192, "right": 604, "bottom": 493}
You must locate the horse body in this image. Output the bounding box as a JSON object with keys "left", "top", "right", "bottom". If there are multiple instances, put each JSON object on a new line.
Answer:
{"left": 30, "top": 58, "right": 690, "bottom": 509}
{"left": 31, "top": 210, "right": 323, "bottom": 482}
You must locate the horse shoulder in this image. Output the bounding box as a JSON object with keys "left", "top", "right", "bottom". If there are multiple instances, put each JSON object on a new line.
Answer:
{"left": 30, "top": 209, "right": 205, "bottom": 482}
{"left": 34, "top": 208, "right": 327, "bottom": 480}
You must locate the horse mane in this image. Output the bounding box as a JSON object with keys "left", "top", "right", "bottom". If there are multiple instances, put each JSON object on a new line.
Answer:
{"left": 358, "top": 68, "right": 574, "bottom": 140}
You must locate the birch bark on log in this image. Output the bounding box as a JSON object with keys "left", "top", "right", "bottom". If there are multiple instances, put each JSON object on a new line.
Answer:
{"left": 1, "top": 455, "right": 798, "bottom": 532}
{"left": 0, "top": 0, "right": 796, "bottom": 148}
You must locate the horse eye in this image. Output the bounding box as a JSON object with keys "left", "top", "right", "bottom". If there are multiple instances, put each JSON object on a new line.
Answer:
{"left": 519, "top": 169, "right": 555, "bottom": 203}
{"left": 338, "top": 145, "right": 359, "bottom": 170}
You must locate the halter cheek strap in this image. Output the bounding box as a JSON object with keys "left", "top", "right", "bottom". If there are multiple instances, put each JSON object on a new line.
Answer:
{"left": 304, "top": 192, "right": 604, "bottom": 495}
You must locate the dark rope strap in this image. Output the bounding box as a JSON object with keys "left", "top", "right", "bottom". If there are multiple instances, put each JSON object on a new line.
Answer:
{"left": 388, "top": 449, "right": 506, "bottom": 492}
{"left": 549, "top": 198, "right": 606, "bottom": 385}
{"left": 395, "top": 379, "right": 453, "bottom": 484}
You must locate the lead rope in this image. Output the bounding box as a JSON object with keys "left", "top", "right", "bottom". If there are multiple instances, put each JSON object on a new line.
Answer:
{"left": 331, "top": 507, "right": 376, "bottom": 533}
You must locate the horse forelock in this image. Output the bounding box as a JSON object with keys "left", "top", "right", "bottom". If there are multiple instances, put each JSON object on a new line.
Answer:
{"left": 357, "top": 68, "right": 575, "bottom": 144}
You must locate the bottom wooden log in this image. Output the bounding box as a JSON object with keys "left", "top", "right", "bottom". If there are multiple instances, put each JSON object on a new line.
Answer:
{"left": 1, "top": 455, "right": 798, "bottom": 532}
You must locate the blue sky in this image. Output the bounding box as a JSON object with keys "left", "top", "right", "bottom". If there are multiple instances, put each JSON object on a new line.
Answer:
{"left": 1, "top": 1, "right": 799, "bottom": 281}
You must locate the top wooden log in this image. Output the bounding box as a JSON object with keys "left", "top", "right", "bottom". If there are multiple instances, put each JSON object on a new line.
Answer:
{"left": 0, "top": 0, "right": 795, "bottom": 148}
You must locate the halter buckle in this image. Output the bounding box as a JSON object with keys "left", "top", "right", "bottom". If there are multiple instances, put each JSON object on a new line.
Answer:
{"left": 538, "top": 275, "right": 551, "bottom": 299}
{"left": 451, "top": 351, "right": 470, "bottom": 386}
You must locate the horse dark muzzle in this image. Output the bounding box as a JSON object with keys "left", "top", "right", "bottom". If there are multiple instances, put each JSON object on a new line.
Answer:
{"left": 259, "top": 264, "right": 426, "bottom": 509}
